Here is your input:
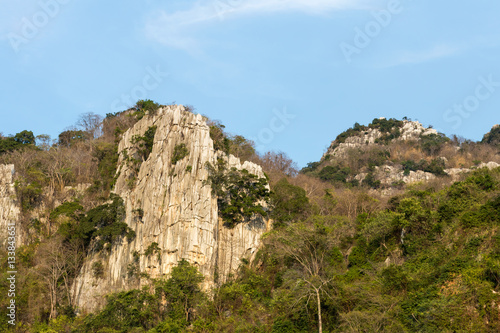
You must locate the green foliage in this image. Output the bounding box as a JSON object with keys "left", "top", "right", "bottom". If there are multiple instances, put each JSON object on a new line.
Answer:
{"left": 171, "top": 143, "right": 189, "bottom": 164}
{"left": 419, "top": 132, "right": 450, "bottom": 155}
{"left": 205, "top": 159, "right": 270, "bottom": 228}
{"left": 131, "top": 125, "right": 157, "bottom": 161}
{"left": 82, "top": 289, "right": 160, "bottom": 332}
{"left": 14, "top": 130, "right": 36, "bottom": 144}
{"left": 207, "top": 120, "right": 256, "bottom": 161}
{"left": 57, "top": 194, "right": 134, "bottom": 252}
{"left": 15, "top": 178, "right": 44, "bottom": 211}
{"left": 92, "top": 261, "right": 104, "bottom": 279}
{"left": 482, "top": 125, "right": 500, "bottom": 147}
{"left": 81, "top": 260, "right": 204, "bottom": 332}
{"left": 362, "top": 172, "right": 381, "bottom": 189}
{"left": 92, "top": 141, "right": 119, "bottom": 193}
{"left": 333, "top": 118, "right": 403, "bottom": 146}
{"left": 58, "top": 130, "right": 88, "bottom": 147}
{"left": 270, "top": 178, "right": 310, "bottom": 226}
{"left": 0, "top": 130, "right": 36, "bottom": 154}
{"left": 382, "top": 265, "right": 408, "bottom": 294}
{"left": 209, "top": 121, "right": 231, "bottom": 153}
{"left": 133, "top": 99, "right": 160, "bottom": 119}
{"left": 49, "top": 201, "right": 84, "bottom": 221}
{"left": 145, "top": 242, "right": 162, "bottom": 261}
{"left": 155, "top": 260, "right": 205, "bottom": 322}
{"left": 300, "top": 161, "right": 321, "bottom": 174}
{"left": 402, "top": 158, "right": 447, "bottom": 176}
{"left": 318, "top": 165, "right": 351, "bottom": 183}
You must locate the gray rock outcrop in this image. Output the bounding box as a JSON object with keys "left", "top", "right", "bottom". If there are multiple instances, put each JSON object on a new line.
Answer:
{"left": 0, "top": 164, "right": 21, "bottom": 246}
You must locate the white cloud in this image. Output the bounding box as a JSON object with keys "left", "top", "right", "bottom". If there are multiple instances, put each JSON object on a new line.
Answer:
{"left": 144, "top": 0, "right": 374, "bottom": 51}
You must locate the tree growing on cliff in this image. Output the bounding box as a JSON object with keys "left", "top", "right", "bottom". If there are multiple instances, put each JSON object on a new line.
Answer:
{"left": 205, "top": 158, "right": 269, "bottom": 228}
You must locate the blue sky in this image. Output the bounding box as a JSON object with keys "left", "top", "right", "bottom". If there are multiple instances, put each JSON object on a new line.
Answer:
{"left": 1, "top": 0, "right": 499, "bottom": 167}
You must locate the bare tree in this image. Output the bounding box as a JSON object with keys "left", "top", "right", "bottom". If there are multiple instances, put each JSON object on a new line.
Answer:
{"left": 266, "top": 223, "right": 341, "bottom": 333}
{"left": 77, "top": 112, "right": 103, "bottom": 139}
{"left": 35, "top": 236, "right": 67, "bottom": 319}
{"left": 35, "top": 134, "right": 53, "bottom": 151}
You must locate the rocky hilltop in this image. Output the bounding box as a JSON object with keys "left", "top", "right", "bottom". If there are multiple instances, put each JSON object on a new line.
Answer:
{"left": 70, "top": 106, "right": 270, "bottom": 312}
{"left": 323, "top": 118, "right": 437, "bottom": 159}
{"left": 303, "top": 118, "right": 500, "bottom": 192}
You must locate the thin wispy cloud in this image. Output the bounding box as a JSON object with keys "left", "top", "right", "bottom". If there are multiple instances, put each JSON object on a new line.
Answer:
{"left": 144, "top": 0, "right": 375, "bottom": 51}
{"left": 375, "top": 44, "right": 462, "bottom": 68}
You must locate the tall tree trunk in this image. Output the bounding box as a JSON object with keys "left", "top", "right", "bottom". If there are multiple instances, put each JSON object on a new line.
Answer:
{"left": 316, "top": 287, "right": 322, "bottom": 333}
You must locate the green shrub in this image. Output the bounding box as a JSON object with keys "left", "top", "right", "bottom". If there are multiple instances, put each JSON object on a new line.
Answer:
{"left": 420, "top": 133, "right": 449, "bottom": 155}
{"left": 332, "top": 118, "right": 403, "bottom": 146}
{"left": 50, "top": 201, "right": 84, "bottom": 220}
{"left": 318, "top": 165, "right": 351, "bottom": 183}
{"left": 363, "top": 172, "right": 381, "bottom": 189}
{"left": 402, "top": 158, "right": 447, "bottom": 176}
{"left": 131, "top": 125, "right": 157, "bottom": 161}
{"left": 145, "top": 242, "right": 162, "bottom": 261}
{"left": 300, "top": 161, "right": 321, "bottom": 174}
{"left": 93, "top": 141, "right": 119, "bottom": 193}
{"left": 92, "top": 261, "right": 104, "bottom": 279}
{"left": 171, "top": 143, "right": 189, "bottom": 164}
{"left": 134, "top": 99, "right": 160, "bottom": 119}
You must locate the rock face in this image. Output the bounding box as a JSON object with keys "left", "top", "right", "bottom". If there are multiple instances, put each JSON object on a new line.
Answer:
{"left": 72, "top": 105, "right": 271, "bottom": 313}
{"left": 0, "top": 164, "right": 21, "bottom": 246}
{"left": 355, "top": 162, "right": 500, "bottom": 187}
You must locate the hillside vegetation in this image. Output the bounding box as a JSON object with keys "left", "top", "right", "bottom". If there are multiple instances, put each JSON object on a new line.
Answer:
{"left": 1, "top": 107, "right": 500, "bottom": 332}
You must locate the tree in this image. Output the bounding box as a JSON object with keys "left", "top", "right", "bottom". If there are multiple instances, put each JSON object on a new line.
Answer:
{"left": 259, "top": 151, "right": 298, "bottom": 179}
{"left": 266, "top": 222, "right": 340, "bottom": 333}
{"left": 205, "top": 159, "right": 270, "bottom": 228}
{"left": 58, "top": 129, "right": 88, "bottom": 147}
{"left": 35, "top": 236, "right": 70, "bottom": 319}
{"left": 77, "top": 112, "right": 103, "bottom": 139}
{"left": 36, "top": 134, "right": 53, "bottom": 150}
{"left": 270, "top": 178, "right": 310, "bottom": 226}
{"left": 14, "top": 130, "right": 35, "bottom": 145}
{"left": 154, "top": 260, "right": 205, "bottom": 324}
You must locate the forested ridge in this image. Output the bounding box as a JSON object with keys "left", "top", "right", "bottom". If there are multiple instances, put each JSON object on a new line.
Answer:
{"left": 1, "top": 102, "right": 500, "bottom": 332}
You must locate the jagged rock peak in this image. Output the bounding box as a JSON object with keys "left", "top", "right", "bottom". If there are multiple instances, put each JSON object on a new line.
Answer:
{"left": 72, "top": 105, "right": 271, "bottom": 313}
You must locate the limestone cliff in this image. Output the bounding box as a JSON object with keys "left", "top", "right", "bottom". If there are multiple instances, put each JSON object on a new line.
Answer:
{"left": 72, "top": 105, "right": 270, "bottom": 313}
{"left": 0, "top": 164, "right": 21, "bottom": 246}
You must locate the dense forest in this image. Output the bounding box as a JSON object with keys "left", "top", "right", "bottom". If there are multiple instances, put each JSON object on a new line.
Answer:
{"left": 1, "top": 101, "right": 500, "bottom": 332}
